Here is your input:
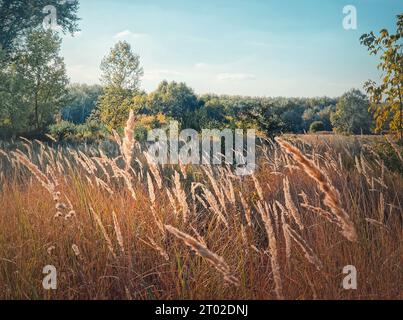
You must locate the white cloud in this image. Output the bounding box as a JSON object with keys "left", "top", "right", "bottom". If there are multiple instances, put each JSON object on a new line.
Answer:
{"left": 143, "top": 69, "right": 184, "bottom": 81}
{"left": 114, "top": 30, "right": 149, "bottom": 39}
{"left": 194, "top": 62, "right": 209, "bottom": 69}
{"left": 115, "top": 30, "right": 131, "bottom": 38}
{"left": 216, "top": 73, "right": 256, "bottom": 81}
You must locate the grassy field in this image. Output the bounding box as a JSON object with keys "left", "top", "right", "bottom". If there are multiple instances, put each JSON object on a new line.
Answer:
{"left": 0, "top": 132, "right": 401, "bottom": 300}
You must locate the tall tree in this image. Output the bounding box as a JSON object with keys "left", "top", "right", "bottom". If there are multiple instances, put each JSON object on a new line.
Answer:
{"left": 98, "top": 41, "right": 143, "bottom": 129}
{"left": 100, "top": 41, "right": 143, "bottom": 91}
{"left": 360, "top": 14, "right": 403, "bottom": 138}
{"left": 16, "top": 30, "right": 69, "bottom": 132}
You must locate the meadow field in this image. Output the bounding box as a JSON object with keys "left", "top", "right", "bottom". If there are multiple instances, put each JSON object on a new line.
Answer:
{"left": 0, "top": 130, "right": 401, "bottom": 300}
{"left": 1, "top": 0, "right": 402, "bottom": 304}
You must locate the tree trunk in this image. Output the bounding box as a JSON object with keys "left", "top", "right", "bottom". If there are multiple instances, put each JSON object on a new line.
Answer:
{"left": 34, "top": 90, "right": 39, "bottom": 131}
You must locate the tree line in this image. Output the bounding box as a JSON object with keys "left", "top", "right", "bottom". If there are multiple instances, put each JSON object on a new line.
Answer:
{"left": 0, "top": 1, "right": 401, "bottom": 140}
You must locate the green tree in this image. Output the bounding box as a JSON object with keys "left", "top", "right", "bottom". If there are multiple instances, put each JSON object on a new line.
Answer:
{"left": 242, "top": 101, "right": 285, "bottom": 136}
{"left": 360, "top": 14, "right": 403, "bottom": 138}
{"left": 317, "top": 106, "right": 334, "bottom": 131}
{"left": 132, "top": 81, "right": 200, "bottom": 129}
{"left": 62, "top": 84, "right": 103, "bottom": 124}
{"left": 98, "top": 41, "right": 143, "bottom": 129}
{"left": 331, "top": 89, "right": 373, "bottom": 134}
{"left": 0, "top": 30, "right": 69, "bottom": 135}
{"left": 100, "top": 41, "right": 143, "bottom": 91}
{"left": 0, "top": 62, "right": 29, "bottom": 136}
{"left": 152, "top": 81, "right": 200, "bottom": 128}
{"left": 281, "top": 109, "right": 304, "bottom": 133}
{"left": 197, "top": 97, "right": 229, "bottom": 129}
{"left": 16, "top": 30, "right": 69, "bottom": 132}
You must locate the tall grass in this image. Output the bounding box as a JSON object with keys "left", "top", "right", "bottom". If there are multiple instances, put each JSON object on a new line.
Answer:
{"left": 0, "top": 131, "right": 401, "bottom": 299}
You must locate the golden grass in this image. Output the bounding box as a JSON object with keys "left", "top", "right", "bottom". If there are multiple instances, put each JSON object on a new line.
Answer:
{"left": 276, "top": 138, "right": 357, "bottom": 242}
{"left": 0, "top": 132, "right": 401, "bottom": 300}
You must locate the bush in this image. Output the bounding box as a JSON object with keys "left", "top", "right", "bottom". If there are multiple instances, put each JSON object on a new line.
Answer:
{"left": 49, "top": 120, "right": 108, "bottom": 141}
{"left": 132, "top": 113, "right": 169, "bottom": 142}
{"left": 76, "top": 120, "right": 108, "bottom": 140}
{"left": 309, "top": 121, "right": 325, "bottom": 133}
{"left": 48, "top": 121, "right": 77, "bottom": 141}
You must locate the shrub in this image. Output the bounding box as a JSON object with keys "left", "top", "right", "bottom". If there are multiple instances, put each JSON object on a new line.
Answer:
{"left": 49, "top": 120, "right": 109, "bottom": 142}
{"left": 133, "top": 113, "right": 169, "bottom": 142}
{"left": 48, "top": 121, "right": 76, "bottom": 141}
{"left": 76, "top": 120, "right": 108, "bottom": 140}
{"left": 309, "top": 121, "right": 325, "bottom": 133}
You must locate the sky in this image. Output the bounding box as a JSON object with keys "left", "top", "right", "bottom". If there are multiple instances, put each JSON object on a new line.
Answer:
{"left": 60, "top": 0, "right": 402, "bottom": 97}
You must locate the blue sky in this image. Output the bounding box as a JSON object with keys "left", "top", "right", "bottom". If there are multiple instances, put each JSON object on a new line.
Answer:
{"left": 60, "top": 0, "right": 402, "bottom": 97}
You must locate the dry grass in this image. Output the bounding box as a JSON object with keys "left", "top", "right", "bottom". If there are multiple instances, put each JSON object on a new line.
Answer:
{"left": 0, "top": 131, "right": 401, "bottom": 300}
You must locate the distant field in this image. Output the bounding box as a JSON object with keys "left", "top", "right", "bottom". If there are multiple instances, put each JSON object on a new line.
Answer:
{"left": 284, "top": 133, "right": 385, "bottom": 147}
{"left": 0, "top": 134, "right": 401, "bottom": 299}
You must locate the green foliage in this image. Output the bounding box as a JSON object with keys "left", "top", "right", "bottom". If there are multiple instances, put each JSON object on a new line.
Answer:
{"left": 199, "top": 94, "right": 337, "bottom": 134}
{"left": 0, "top": 63, "right": 29, "bottom": 136}
{"left": 49, "top": 120, "right": 76, "bottom": 141}
{"left": 302, "top": 106, "right": 334, "bottom": 132}
{"left": 75, "top": 120, "right": 108, "bottom": 140}
{"left": 197, "top": 97, "right": 230, "bottom": 129}
{"left": 241, "top": 102, "right": 285, "bottom": 136}
{"left": 98, "top": 41, "right": 143, "bottom": 130}
{"left": 133, "top": 125, "right": 149, "bottom": 142}
{"left": 331, "top": 89, "right": 373, "bottom": 134}
{"left": 98, "top": 87, "right": 133, "bottom": 130}
{"left": 309, "top": 121, "right": 325, "bottom": 133}
{"left": 360, "top": 14, "right": 403, "bottom": 138}
{"left": 132, "top": 81, "right": 200, "bottom": 129}
{"left": 49, "top": 119, "right": 107, "bottom": 141}
{"left": 131, "top": 82, "right": 334, "bottom": 134}
{"left": 100, "top": 41, "right": 143, "bottom": 91}
{"left": 62, "top": 84, "right": 103, "bottom": 124}
{"left": 281, "top": 109, "right": 304, "bottom": 133}
{"left": 317, "top": 107, "right": 334, "bottom": 131}
{"left": 18, "top": 30, "right": 69, "bottom": 131}
{"left": 0, "top": 30, "right": 69, "bottom": 136}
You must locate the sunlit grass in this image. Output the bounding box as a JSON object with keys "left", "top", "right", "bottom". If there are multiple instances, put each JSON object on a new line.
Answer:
{"left": 0, "top": 134, "right": 401, "bottom": 300}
